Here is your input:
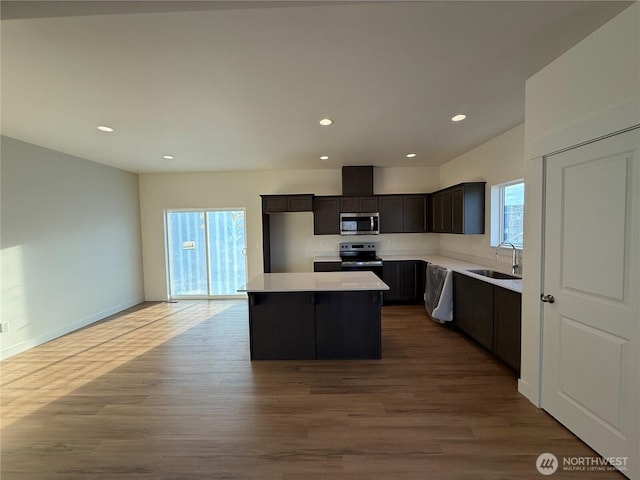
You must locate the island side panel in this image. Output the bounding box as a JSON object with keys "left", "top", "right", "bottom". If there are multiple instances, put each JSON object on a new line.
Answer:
{"left": 248, "top": 292, "right": 316, "bottom": 360}
{"left": 315, "top": 291, "right": 382, "bottom": 359}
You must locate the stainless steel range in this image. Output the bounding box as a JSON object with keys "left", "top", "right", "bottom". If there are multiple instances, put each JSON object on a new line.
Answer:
{"left": 339, "top": 242, "right": 383, "bottom": 279}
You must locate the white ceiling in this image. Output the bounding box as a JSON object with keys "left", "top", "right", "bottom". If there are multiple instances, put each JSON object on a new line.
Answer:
{"left": 0, "top": 1, "right": 632, "bottom": 173}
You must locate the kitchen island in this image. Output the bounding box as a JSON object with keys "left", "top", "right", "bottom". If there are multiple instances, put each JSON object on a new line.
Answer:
{"left": 238, "top": 271, "right": 389, "bottom": 360}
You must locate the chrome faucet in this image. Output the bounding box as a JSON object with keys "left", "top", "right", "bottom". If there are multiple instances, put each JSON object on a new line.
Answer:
{"left": 496, "top": 241, "right": 521, "bottom": 275}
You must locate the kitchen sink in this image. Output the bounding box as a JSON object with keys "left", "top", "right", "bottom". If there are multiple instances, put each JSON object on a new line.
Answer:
{"left": 467, "top": 269, "right": 521, "bottom": 280}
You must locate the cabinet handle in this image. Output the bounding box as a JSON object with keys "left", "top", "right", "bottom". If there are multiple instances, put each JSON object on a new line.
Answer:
{"left": 310, "top": 293, "right": 316, "bottom": 305}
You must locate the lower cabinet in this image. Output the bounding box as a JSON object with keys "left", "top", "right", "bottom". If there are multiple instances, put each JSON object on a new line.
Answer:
{"left": 452, "top": 273, "right": 493, "bottom": 350}
{"left": 493, "top": 287, "right": 522, "bottom": 370}
{"left": 249, "top": 292, "right": 316, "bottom": 360}
{"left": 383, "top": 261, "right": 425, "bottom": 303}
{"left": 314, "top": 260, "right": 425, "bottom": 304}
{"left": 453, "top": 273, "right": 521, "bottom": 371}
{"left": 248, "top": 291, "right": 382, "bottom": 360}
{"left": 313, "top": 261, "right": 342, "bottom": 272}
{"left": 315, "top": 291, "right": 381, "bottom": 359}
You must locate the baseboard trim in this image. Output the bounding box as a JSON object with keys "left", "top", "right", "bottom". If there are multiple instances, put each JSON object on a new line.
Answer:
{"left": 518, "top": 378, "right": 541, "bottom": 408}
{"left": 0, "top": 296, "right": 144, "bottom": 360}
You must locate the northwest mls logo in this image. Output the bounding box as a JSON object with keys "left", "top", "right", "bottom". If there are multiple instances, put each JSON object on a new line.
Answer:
{"left": 536, "top": 452, "right": 559, "bottom": 475}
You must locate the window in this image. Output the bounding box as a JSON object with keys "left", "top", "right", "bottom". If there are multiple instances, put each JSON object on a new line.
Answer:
{"left": 491, "top": 180, "right": 524, "bottom": 247}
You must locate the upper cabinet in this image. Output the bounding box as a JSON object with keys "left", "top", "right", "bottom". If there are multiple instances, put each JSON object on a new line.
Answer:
{"left": 379, "top": 194, "right": 428, "bottom": 233}
{"left": 404, "top": 194, "right": 429, "bottom": 233}
{"left": 262, "top": 194, "right": 314, "bottom": 213}
{"left": 379, "top": 195, "right": 404, "bottom": 233}
{"left": 313, "top": 196, "right": 340, "bottom": 235}
{"left": 430, "top": 182, "right": 485, "bottom": 234}
{"left": 340, "top": 196, "right": 379, "bottom": 213}
{"left": 431, "top": 190, "right": 452, "bottom": 233}
{"left": 263, "top": 182, "right": 483, "bottom": 237}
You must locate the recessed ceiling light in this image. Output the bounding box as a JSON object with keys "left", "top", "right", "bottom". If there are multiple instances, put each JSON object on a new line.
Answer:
{"left": 320, "top": 155, "right": 329, "bottom": 160}
{"left": 406, "top": 153, "right": 417, "bottom": 158}
{"left": 163, "top": 155, "right": 174, "bottom": 160}
{"left": 451, "top": 114, "right": 467, "bottom": 122}
{"left": 319, "top": 118, "right": 333, "bottom": 126}
{"left": 97, "top": 125, "right": 114, "bottom": 132}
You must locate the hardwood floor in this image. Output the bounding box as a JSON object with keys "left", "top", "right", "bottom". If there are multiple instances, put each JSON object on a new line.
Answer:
{"left": 1, "top": 301, "right": 624, "bottom": 479}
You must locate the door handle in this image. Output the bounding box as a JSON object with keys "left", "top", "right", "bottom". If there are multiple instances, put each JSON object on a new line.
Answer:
{"left": 540, "top": 294, "right": 555, "bottom": 304}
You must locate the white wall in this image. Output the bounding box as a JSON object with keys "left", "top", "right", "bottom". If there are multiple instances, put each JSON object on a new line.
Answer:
{"left": 520, "top": 3, "right": 640, "bottom": 405}
{"left": 525, "top": 2, "right": 640, "bottom": 154}
{"left": 139, "top": 166, "right": 440, "bottom": 300}
{"left": 0, "top": 136, "right": 144, "bottom": 359}
{"left": 437, "top": 124, "right": 525, "bottom": 270}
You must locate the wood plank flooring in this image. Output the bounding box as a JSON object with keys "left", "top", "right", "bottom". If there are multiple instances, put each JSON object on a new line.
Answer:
{"left": 1, "top": 301, "right": 624, "bottom": 479}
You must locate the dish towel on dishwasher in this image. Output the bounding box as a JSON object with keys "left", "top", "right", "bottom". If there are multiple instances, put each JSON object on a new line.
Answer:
{"left": 425, "top": 264, "right": 453, "bottom": 323}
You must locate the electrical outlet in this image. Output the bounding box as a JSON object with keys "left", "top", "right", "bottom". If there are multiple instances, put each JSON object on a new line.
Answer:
{"left": 0, "top": 322, "right": 8, "bottom": 333}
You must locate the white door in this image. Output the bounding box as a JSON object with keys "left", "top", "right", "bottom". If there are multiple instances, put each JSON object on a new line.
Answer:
{"left": 542, "top": 127, "right": 639, "bottom": 478}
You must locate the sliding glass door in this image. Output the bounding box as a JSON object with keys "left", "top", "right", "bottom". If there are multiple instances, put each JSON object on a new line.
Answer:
{"left": 166, "top": 209, "right": 247, "bottom": 298}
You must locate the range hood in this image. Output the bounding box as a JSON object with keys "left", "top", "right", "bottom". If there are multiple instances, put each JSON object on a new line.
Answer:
{"left": 342, "top": 166, "right": 374, "bottom": 196}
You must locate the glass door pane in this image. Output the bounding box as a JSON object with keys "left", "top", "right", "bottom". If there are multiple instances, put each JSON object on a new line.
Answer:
{"left": 167, "top": 211, "right": 207, "bottom": 296}
{"left": 206, "top": 210, "right": 247, "bottom": 295}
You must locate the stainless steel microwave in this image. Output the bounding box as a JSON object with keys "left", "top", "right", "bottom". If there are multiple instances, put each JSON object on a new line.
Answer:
{"left": 339, "top": 212, "right": 380, "bottom": 235}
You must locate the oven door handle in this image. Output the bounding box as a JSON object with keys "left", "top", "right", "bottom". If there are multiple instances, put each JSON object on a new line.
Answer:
{"left": 341, "top": 261, "right": 383, "bottom": 267}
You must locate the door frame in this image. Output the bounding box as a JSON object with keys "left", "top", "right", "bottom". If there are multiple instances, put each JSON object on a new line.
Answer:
{"left": 520, "top": 98, "right": 640, "bottom": 408}
{"left": 164, "top": 207, "right": 248, "bottom": 300}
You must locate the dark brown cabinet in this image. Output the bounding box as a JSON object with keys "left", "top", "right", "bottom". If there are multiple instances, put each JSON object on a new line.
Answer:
{"left": 340, "top": 196, "right": 379, "bottom": 213}
{"left": 383, "top": 260, "right": 425, "bottom": 303}
{"left": 379, "top": 195, "right": 404, "bottom": 233}
{"left": 262, "top": 194, "right": 313, "bottom": 213}
{"left": 248, "top": 292, "right": 316, "bottom": 360}
{"left": 382, "top": 262, "right": 401, "bottom": 300}
{"left": 313, "top": 196, "right": 340, "bottom": 235}
{"left": 315, "top": 291, "right": 382, "bottom": 359}
{"left": 342, "top": 166, "right": 374, "bottom": 196}
{"left": 453, "top": 273, "right": 493, "bottom": 350}
{"left": 403, "top": 194, "right": 429, "bottom": 233}
{"left": 379, "top": 195, "right": 428, "bottom": 233}
{"left": 313, "top": 261, "right": 342, "bottom": 272}
{"left": 453, "top": 272, "right": 522, "bottom": 371}
{"left": 432, "top": 190, "right": 452, "bottom": 233}
{"left": 248, "top": 290, "right": 382, "bottom": 360}
{"left": 312, "top": 192, "right": 429, "bottom": 235}
{"left": 430, "top": 183, "right": 485, "bottom": 234}
{"left": 493, "top": 287, "right": 522, "bottom": 371}
{"left": 452, "top": 273, "right": 473, "bottom": 334}
{"left": 451, "top": 187, "right": 464, "bottom": 233}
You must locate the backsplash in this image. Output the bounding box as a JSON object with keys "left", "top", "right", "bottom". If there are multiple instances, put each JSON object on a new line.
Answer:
{"left": 439, "top": 234, "right": 524, "bottom": 275}
{"left": 268, "top": 211, "right": 522, "bottom": 275}
{"left": 269, "top": 212, "right": 442, "bottom": 272}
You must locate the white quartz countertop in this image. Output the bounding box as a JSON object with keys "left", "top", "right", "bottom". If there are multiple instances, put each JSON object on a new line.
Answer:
{"left": 312, "top": 254, "right": 522, "bottom": 293}
{"left": 238, "top": 271, "right": 390, "bottom": 293}
{"left": 412, "top": 255, "right": 522, "bottom": 293}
